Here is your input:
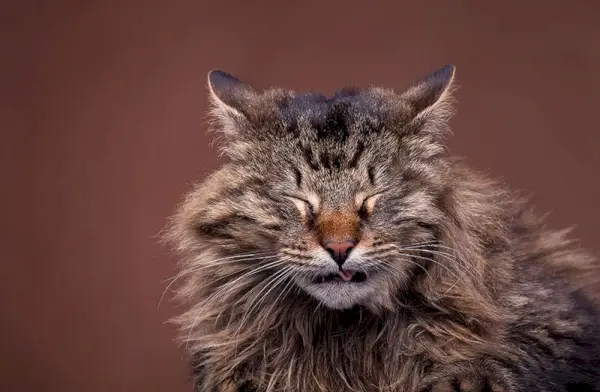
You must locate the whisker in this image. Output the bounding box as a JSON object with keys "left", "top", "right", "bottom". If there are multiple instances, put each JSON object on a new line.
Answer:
{"left": 220, "top": 274, "right": 284, "bottom": 330}
{"left": 390, "top": 243, "right": 481, "bottom": 282}
{"left": 186, "top": 257, "right": 292, "bottom": 349}
{"left": 374, "top": 250, "right": 472, "bottom": 302}
{"left": 441, "top": 278, "right": 462, "bottom": 297}
{"left": 396, "top": 252, "right": 464, "bottom": 280}
{"left": 207, "top": 257, "right": 286, "bottom": 285}
{"left": 402, "top": 244, "right": 456, "bottom": 256}
{"left": 357, "top": 263, "right": 369, "bottom": 278}
{"left": 158, "top": 253, "right": 280, "bottom": 310}
{"left": 228, "top": 258, "right": 292, "bottom": 305}
{"left": 176, "top": 251, "right": 279, "bottom": 277}
{"left": 183, "top": 307, "right": 203, "bottom": 350}
{"left": 234, "top": 265, "right": 294, "bottom": 341}
{"left": 376, "top": 258, "right": 429, "bottom": 278}
{"left": 403, "top": 242, "right": 471, "bottom": 265}
{"left": 161, "top": 251, "right": 277, "bottom": 292}
{"left": 190, "top": 257, "right": 292, "bottom": 328}
{"left": 403, "top": 248, "right": 481, "bottom": 282}
{"left": 271, "top": 271, "right": 297, "bottom": 307}
{"left": 259, "top": 268, "right": 300, "bottom": 329}
{"left": 247, "top": 266, "right": 294, "bottom": 316}
{"left": 203, "top": 257, "right": 291, "bottom": 310}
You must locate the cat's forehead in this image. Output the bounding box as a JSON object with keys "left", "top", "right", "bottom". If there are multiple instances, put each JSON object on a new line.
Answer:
{"left": 252, "top": 89, "right": 401, "bottom": 172}
{"left": 277, "top": 88, "right": 388, "bottom": 139}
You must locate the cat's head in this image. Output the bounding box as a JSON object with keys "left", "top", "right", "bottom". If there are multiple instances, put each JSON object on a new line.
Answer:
{"left": 173, "top": 65, "right": 457, "bottom": 311}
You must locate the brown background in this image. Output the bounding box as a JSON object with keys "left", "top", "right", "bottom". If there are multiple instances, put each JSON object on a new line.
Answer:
{"left": 2, "top": 1, "right": 599, "bottom": 391}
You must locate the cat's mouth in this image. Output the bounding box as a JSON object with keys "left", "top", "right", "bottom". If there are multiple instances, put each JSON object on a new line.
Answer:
{"left": 312, "top": 269, "right": 368, "bottom": 284}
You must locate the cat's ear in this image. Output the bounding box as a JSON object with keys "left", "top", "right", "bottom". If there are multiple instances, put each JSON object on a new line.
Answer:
{"left": 207, "top": 70, "right": 257, "bottom": 138}
{"left": 400, "top": 64, "right": 456, "bottom": 132}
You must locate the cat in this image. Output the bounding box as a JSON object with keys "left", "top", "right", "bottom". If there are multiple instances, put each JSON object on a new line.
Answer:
{"left": 165, "top": 65, "right": 600, "bottom": 391}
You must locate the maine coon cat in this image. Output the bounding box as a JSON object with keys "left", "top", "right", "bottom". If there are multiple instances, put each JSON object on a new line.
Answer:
{"left": 165, "top": 65, "right": 600, "bottom": 391}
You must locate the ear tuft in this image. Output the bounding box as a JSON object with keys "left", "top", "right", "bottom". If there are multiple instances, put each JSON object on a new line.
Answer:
{"left": 401, "top": 64, "right": 457, "bottom": 127}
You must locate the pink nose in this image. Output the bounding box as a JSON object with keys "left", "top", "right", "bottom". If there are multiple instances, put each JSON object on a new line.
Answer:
{"left": 324, "top": 240, "right": 356, "bottom": 267}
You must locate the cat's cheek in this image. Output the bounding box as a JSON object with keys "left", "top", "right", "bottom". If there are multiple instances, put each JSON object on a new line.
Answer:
{"left": 367, "top": 220, "right": 431, "bottom": 246}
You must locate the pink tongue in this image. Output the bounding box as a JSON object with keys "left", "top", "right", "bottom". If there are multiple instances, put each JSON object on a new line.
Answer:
{"left": 338, "top": 269, "right": 354, "bottom": 281}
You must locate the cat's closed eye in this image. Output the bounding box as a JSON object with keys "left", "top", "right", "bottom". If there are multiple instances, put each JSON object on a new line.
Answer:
{"left": 284, "top": 195, "right": 317, "bottom": 220}
{"left": 357, "top": 193, "right": 383, "bottom": 218}
{"left": 302, "top": 199, "right": 316, "bottom": 220}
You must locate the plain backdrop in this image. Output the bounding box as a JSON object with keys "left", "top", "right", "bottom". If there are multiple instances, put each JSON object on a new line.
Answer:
{"left": 2, "top": 1, "right": 599, "bottom": 391}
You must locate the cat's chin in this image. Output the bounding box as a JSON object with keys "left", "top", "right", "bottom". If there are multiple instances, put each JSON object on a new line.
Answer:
{"left": 298, "top": 275, "right": 382, "bottom": 310}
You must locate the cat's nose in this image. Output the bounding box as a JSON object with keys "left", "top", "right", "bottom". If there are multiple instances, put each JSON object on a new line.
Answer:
{"left": 324, "top": 240, "right": 356, "bottom": 267}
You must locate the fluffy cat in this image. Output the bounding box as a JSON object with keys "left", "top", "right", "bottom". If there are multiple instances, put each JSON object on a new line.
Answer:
{"left": 165, "top": 65, "right": 600, "bottom": 391}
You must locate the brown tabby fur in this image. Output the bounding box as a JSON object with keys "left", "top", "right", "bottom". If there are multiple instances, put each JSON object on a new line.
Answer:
{"left": 165, "top": 65, "right": 600, "bottom": 391}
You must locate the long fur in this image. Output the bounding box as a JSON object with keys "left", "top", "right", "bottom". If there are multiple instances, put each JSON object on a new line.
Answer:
{"left": 165, "top": 66, "right": 600, "bottom": 392}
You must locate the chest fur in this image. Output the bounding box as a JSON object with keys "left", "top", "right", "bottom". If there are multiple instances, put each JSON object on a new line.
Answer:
{"left": 199, "top": 322, "right": 491, "bottom": 392}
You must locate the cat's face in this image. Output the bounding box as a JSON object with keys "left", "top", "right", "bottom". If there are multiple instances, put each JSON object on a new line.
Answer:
{"left": 183, "top": 65, "right": 456, "bottom": 310}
